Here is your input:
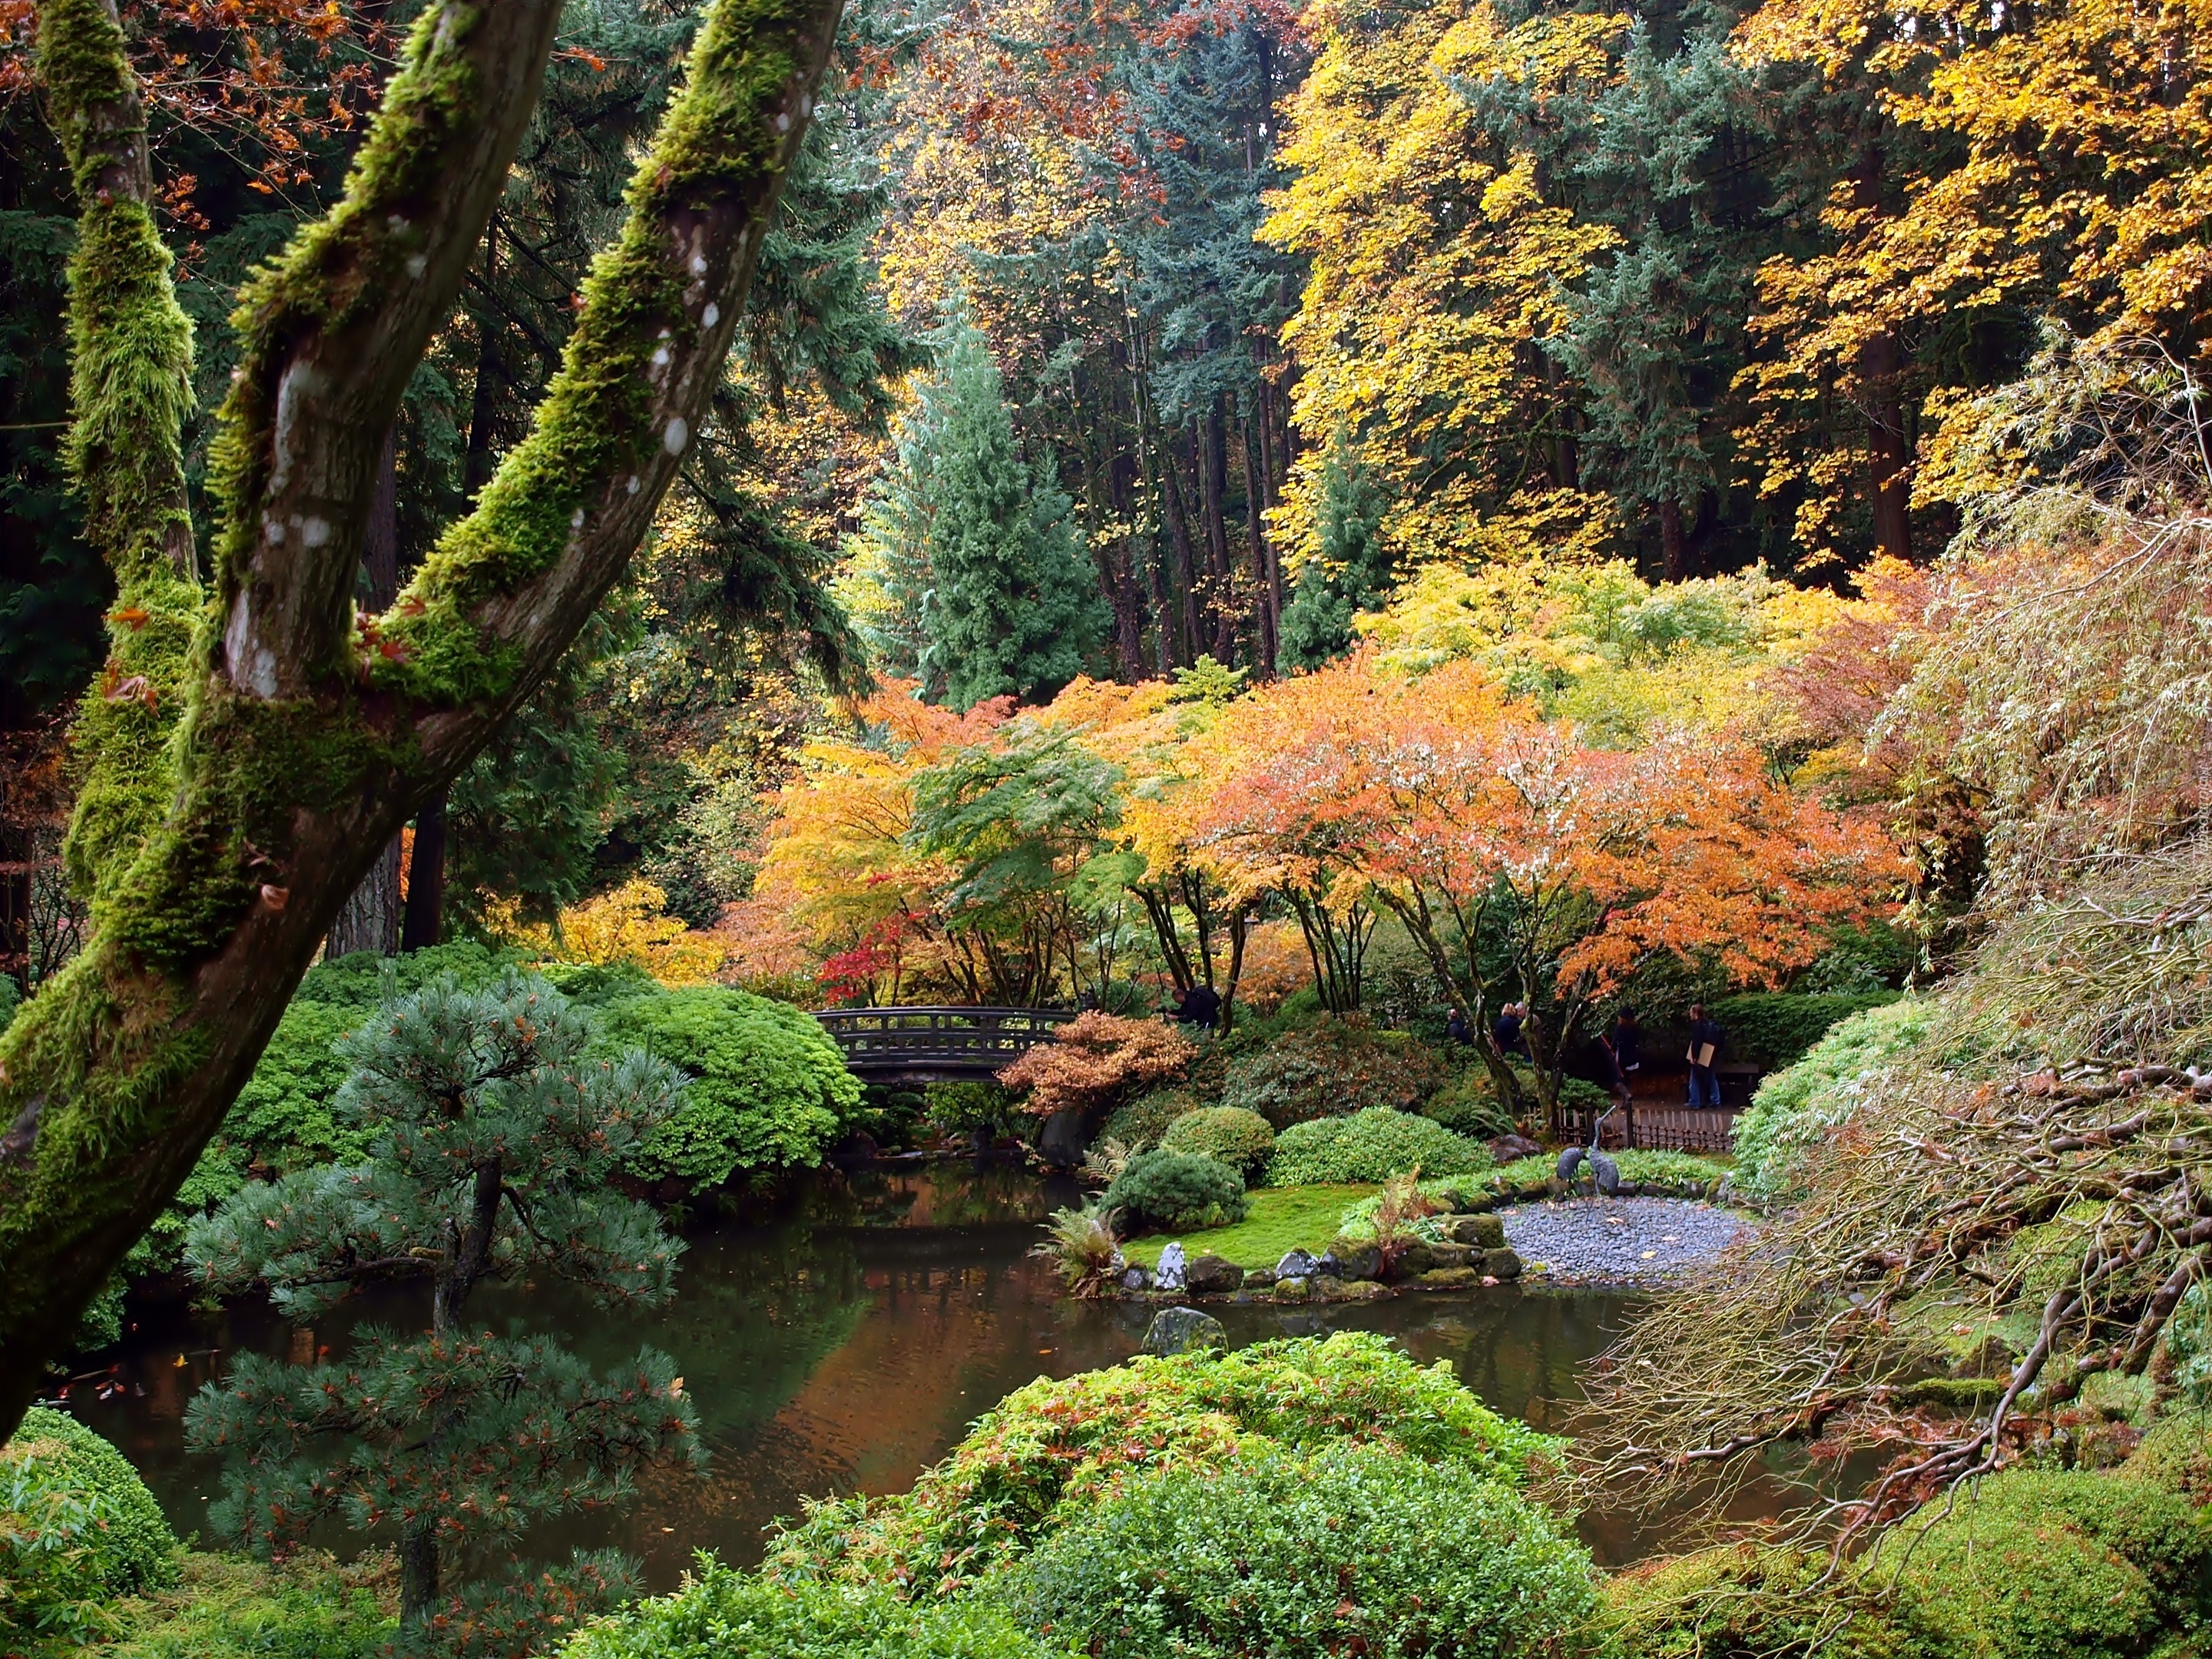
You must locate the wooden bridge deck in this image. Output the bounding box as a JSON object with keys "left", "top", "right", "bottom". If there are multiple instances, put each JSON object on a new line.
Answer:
{"left": 814, "top": 1005, "right": 1074, "bottom": 1084}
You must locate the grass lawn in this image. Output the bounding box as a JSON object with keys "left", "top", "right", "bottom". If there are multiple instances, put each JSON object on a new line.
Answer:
{"left": 1120, "top": 1184, "right": 1376, "bottom": 1271}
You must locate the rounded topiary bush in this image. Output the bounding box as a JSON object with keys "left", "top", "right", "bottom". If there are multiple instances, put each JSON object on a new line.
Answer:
{"left": 1161, "top": 1106, "right": 1276, "bottom": 1177}
{"left": 2, "top": 1408, "right": 179, "bottom": 1646}
{"left": 1016, "top": 1442, "right": 1594, "bottom": 1659}
{"left": 596, "top": 985, "right": 863, "bottom": 1187}
{"left": 1103, "top": 1148, "right": 1248, "bottom": 1233}
{"left": 1098, "top": 1087, "right": 1201, "bottom": 1151}
{"left": 1267, "top": 1108, "right": 1488, "bottom": 1186}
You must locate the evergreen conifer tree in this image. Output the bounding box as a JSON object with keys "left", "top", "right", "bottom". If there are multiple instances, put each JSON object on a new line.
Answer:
{"left": 1277, "top": 430, "right": 1390, "bottom": 671}
{"left": 902, "top": 310, "right": 1105, "bottom": 709}
{"left": 183, "top": 972, "right": 701, "bottom": 1647}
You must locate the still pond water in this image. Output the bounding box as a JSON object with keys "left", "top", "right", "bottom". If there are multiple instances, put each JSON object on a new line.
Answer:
{"left": 59, "top": 1163, "right": 1753, "bottom": 1591}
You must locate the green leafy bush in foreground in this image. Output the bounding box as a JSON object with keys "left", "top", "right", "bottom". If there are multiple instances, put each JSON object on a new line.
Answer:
{"left": 1267, "top": 1107, "right": 1488, "bottom": 1186}
{"left": 764, "top": 1332, "right": 1559, "bottom": 1594}
{"left": 1159, "top": 1105, "right": 1276, "bottom": 1177}
{"left": 1, "top": 1408, "right": 178, "bottom": 1649}
{"left": 1101, "top": 1147, "right": 1247, "bottom": 1232}
{"left": 1018, "top": 1442, "right": 1594, "bottom": 1659}
{"left": 565, "top": 1561, "right": 1051, "bottom": 1659}
{"left": 598, "top": 985, "right": 863, "bottom": 1187}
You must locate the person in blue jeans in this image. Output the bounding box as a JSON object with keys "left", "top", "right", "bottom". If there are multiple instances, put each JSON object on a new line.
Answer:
{"left": 1685, "top": 1003, "right": 1725, "bottom": 1108}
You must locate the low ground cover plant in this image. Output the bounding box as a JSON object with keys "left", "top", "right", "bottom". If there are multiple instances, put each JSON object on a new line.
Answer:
{"left": 1159, "top": 1105, "right": 1276, "bottom": 1177}
{"left": 1101, "top": 1148, "right": 1248, "bottom": 1231}
{"left": 1267, "top": 1107, "right": 1488, "bottom": 1186}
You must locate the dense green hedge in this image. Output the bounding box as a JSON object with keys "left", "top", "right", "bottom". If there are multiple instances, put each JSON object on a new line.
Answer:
{"left": 597, "top": 986, "right": 863, "bottom": 1188}
{"left": 1102, "top": 1147, "right": 1249, "bottom": 1231}
{"left": 1705, "top": 992, "right": 1901, "bottom": 1072}
{"left": 1267, "top": 1108, "right": 1488, "bottom": 1186}
{"left": 1, "top": 1409, "right": 179, "bottom": 1648}
{"left": 1018, "top": 1442, "right": 1594, "bottom": 1659}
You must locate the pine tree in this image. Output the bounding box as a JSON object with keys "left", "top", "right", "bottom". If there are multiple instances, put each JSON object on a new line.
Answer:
{"left": 911, "top": 311, "right": 1108, "bottom": 710}
{"left": 1277, "top": 430, "right": 1389, "bottom": 671}
{"left": 182, "top": 973, "right": 701, "bottom": 1646}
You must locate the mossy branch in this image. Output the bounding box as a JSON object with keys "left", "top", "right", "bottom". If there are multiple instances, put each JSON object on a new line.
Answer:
{"left": 0, "top": 0, "right": 844, "bottom": 1438}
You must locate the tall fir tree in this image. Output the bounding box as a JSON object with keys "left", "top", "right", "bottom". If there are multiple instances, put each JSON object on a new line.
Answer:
{"left": 183, "top": 973, "right": 701, "bottom": 1647}
{"left": 1277, "top": 429, "right": 1390, "bottom": 671}
{"left": 867, "top": 309, "right": 1105, "bottom": 709}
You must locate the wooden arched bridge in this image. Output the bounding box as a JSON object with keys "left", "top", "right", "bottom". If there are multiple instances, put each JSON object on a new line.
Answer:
{"left": 813, "top": 1006, "right": 1075, "bottom": 1086}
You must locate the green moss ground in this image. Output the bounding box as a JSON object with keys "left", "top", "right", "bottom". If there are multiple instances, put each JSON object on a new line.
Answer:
{"left": 1119, "top": 1184, "right": 1376, "bottom": 1270}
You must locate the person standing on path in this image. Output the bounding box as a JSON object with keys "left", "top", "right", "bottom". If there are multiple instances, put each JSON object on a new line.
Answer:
{"left": 1685, "top": 1003, "right": 1725, "bottom": 1109}
{"left": 1601, "top": 1007, "right": 1641, "bottom": 1107}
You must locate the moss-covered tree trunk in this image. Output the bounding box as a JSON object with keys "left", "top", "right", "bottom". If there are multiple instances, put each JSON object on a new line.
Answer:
{"left": 0, "top": 0, "right": 843, "bottom": 1436}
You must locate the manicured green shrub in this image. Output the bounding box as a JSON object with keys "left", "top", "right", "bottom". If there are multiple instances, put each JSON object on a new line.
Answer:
{"left": 1879, "top": 1465, "right": 2208, "bottom": 1659}
{"left": 1417, "top": 1068, "right": 1518, "bottom": 1138}
{"left": 98, "top": 1551, "right": 394, "bottom": 1659}
{"left": 2, "top": 1408, "right": 179, "bottom": 1647}
{"left": 1219, "top": 1018, "right": 1445, "bottom": 1128}
{"left": 564, "top": 1558, "right": 1053, "bottom": 1659}
{"left": 1160, "top": 1105, "right": 1276, "bottom": 1177}
{"left": 598, "top": 985, "right": 863, "bottom": 1187}
{"left": 1706, "top": 992, "right": 1901, "bottom": 1071}
{"left": 1267, "top": 1107, "right": 1488, "bottom": 1186}
{"left": 1479, "top": 1149, "right": 1726, "bottom": 1198}
{"left": 1101, "top": 1147, "right": 1247, "bottom": 1231}
{"left": 1734, "top": 999, "right": 1930, "bottom": 1202}
{"left": 764, "top": 1333, "right": 1560, "bottom": 1593}
{"left": 1016, "top": 1442, "right": 1594, "bottom": 1659}
{"left": 1097, "top": 1086, "right": 1200, "bottom": 1151}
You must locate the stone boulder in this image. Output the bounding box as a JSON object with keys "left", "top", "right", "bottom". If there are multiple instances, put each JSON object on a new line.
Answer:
{"left": 1120, "top": 1265, "right": 1151, "bottom": 1291}
{"left": 1185, "top": 1253, "right": 1244, "bottom": 1294}
{"left": 1154, "top": 1241, "right": 1187, "bottom": 1292}
{"left": 1389, "top": 1240, "right": 1435, "bottom": 1279}
{"left": 1275, "top": 1248, "right": 1320, "bottom": 1280}
{"left": 1310, "top": 1273, "right": 1344, "bottom": 1300}
{"left": 1273, "top": 1277, "right": 1310, "bottom": 1302}
{"left": 1426, "top": 1240, "right": 1472, "bottom": 1269}
{"left": 1245, "top": 1267, "right": 1278, "bottom": 1289}
{"left": 1326, "top": 1237, "right": 1382, "bottom": 1281}
{"left": 1484, "top": 1247, "right": 1524, "bottom": 1280}
{"left": 1489, "top": 1133, "right": 1543, "bottom": 1162}
{"left": 1142, "top": 1306, "right": 1227, "bottom": 1356}
{"left": 1330, "top": 1279, "right": 1390, "bottom": 1301}
{"left": 1447, "top": 1214, "right": 1507, "bottom": 1250}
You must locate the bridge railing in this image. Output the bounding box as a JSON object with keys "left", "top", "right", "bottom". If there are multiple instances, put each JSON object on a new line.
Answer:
{"left": 814, "top": 1005, "right": 1075, "bottom": 1074}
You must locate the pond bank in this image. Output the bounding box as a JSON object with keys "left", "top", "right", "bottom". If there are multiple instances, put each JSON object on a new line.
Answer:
{"left": 55, "top": 1162, "right": 1781, "bottom": 1587}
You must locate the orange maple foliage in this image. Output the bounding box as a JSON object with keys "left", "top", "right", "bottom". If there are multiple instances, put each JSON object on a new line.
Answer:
{"left": 995, "top": 1008, "right": 1196, "bottom": 1118}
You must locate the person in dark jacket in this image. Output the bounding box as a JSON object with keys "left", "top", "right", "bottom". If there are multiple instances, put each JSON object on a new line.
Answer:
{"left": 1601, "top": 1007, "right": 1641, "bottom": 1105}
{"left": 1445, "top": 1006, "right": 1473, "bottom": 1046}
{"left": 1492, "top": 1002, "right": 1527, "bottom": 1058}
{"left": 1174, "top": 981, "right": 1222, "bottom": 1033}
{"left": 1685, "top": 1003, "right": 1725, "bottom": 1108}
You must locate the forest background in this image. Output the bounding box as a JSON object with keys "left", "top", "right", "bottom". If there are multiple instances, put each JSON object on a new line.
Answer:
{"left": 2, "top": 0, "right": 2207, "bottom": 1007}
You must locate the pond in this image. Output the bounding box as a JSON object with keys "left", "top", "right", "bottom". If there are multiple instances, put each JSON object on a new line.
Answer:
{"left": 55, "top": 1162, "right": 1773, "bottom": 1591}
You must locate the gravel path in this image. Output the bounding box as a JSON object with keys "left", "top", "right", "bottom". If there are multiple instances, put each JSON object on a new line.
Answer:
{"left": 1501, "top": 1196, "right": 1753, "bottom": 1286}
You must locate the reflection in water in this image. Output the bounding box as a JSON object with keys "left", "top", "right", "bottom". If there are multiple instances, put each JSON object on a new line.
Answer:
{"left": 60, "top": 1162, "right": 1763, "bottom": 1591}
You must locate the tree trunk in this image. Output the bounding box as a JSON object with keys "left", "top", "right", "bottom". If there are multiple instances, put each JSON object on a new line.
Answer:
{"left": 1200, "top": 403, "right": 1237, "bottom": 664}
{"left": 399, "top": 1522, "right": 440, "bottom": 1628}
{"left": 326, "top": 429, "right": 405, "bottom": 959}
{"left": 0, "top": 0, "right": 846, "bottom": 1435}
{"left": 1243, "top": 416, "right": 1278, "bottom": 672}
{"left": 1853, "top": 144, "right": 1913, "bottom": 565}
{"left": 400, "top": 793, "right": 447, "bottom": 952}
{"left": 1659, "top": 497, "right": 1694, "bottom": 581}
